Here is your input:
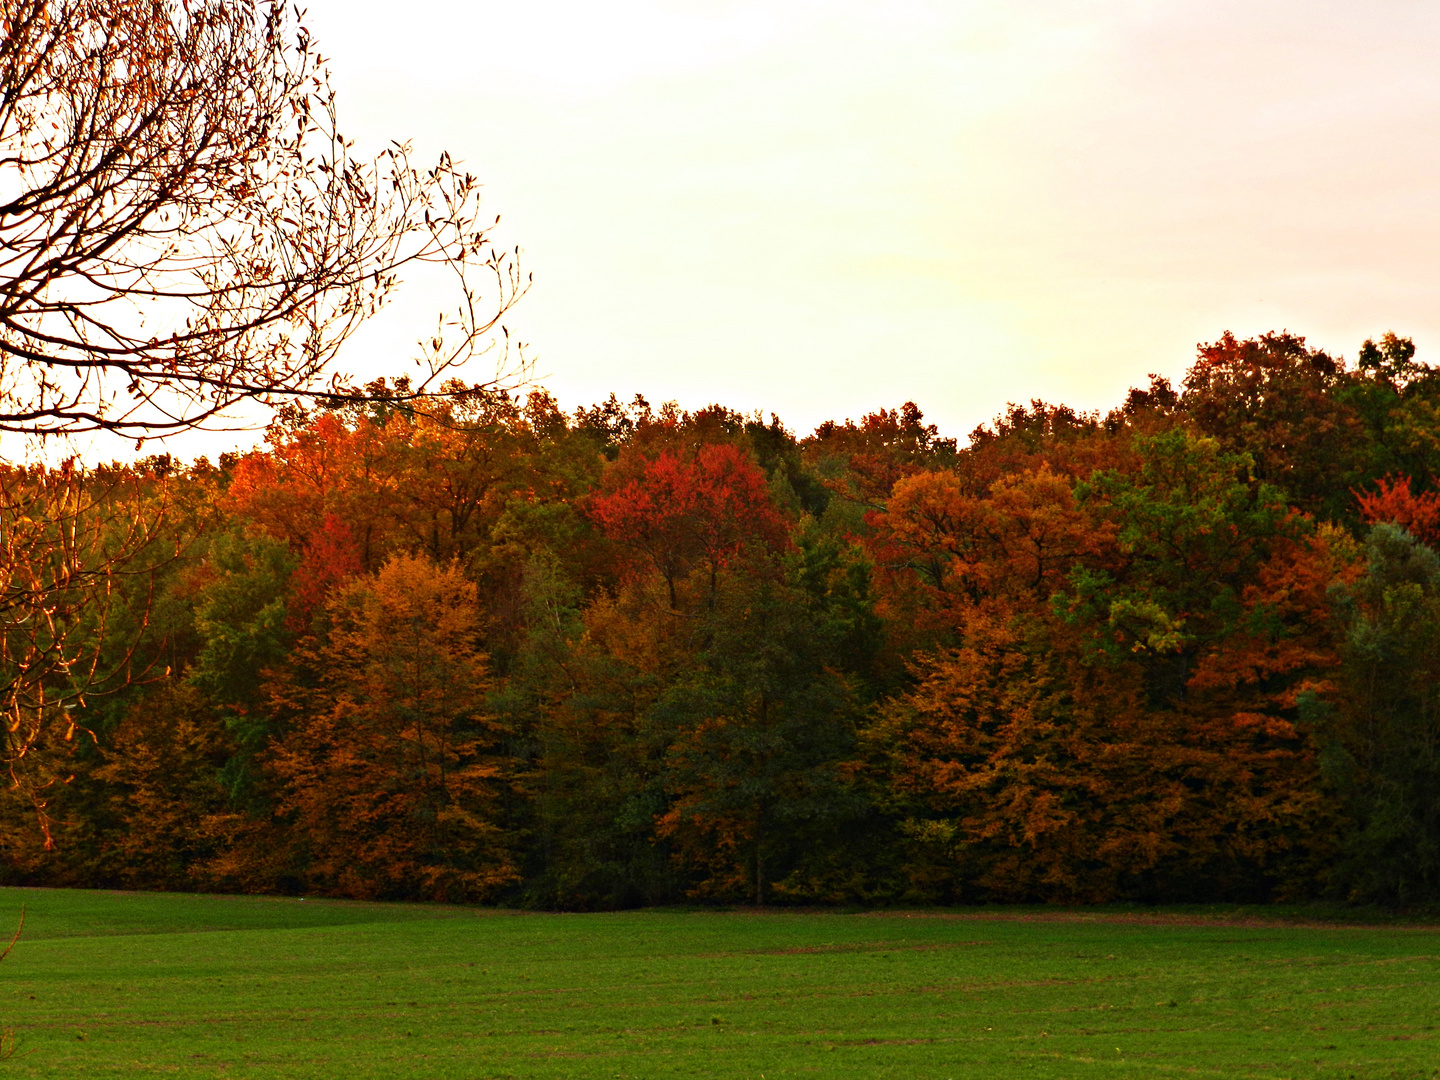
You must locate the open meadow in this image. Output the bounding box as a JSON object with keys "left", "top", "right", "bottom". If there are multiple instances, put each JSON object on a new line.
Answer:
{"left": 0, "top": 889, "right": 1434, "bottom": 1078}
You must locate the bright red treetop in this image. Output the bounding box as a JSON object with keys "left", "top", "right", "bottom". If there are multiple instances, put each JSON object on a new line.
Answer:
{"left": 1356, "top": 475, "right": 1440, "bottom": 548}
{"left": 589, "top": 444, "right": 788, "bottom": 607}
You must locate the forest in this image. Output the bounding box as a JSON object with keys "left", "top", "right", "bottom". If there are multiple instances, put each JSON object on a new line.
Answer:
{"left": 4, "top": 329, "right": 1440, "bottom": 911}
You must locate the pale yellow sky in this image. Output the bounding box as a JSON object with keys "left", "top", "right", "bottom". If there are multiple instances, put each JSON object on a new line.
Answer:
{"left": 194, "top": 0, "right": 1440, "bottom": 451}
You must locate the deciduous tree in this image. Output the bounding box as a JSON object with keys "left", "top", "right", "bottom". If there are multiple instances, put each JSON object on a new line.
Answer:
{"left": 1310, "top": 524, "right": 1440, "bottom": 904}
{"left": 264, "top": 553, "right": 515, "bottom": 901}
{"left": 589, "top": 444, "right": 787, "bottom": 610}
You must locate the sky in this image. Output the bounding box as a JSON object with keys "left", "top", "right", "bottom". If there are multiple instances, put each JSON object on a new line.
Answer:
{"left": 238, "top": 0, "right": 1440, "bottom": 448}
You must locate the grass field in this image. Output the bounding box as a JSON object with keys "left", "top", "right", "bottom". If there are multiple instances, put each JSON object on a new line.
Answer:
{"left": 0, "top": 888, "right": 1435, "bottom": 1078}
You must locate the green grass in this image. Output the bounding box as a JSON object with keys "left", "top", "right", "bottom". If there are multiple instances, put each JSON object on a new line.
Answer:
{"left": 0, "top": 888, "right": 1436, "bottom": 1078}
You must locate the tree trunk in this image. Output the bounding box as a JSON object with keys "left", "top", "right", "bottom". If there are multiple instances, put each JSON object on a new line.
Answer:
{"left": 754, "top": 842, "right": 764, "bottom": 906}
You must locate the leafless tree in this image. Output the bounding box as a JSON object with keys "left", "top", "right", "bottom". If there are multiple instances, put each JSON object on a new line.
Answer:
{"left": 0, "top": 0, "right": 527, "bottom": 442}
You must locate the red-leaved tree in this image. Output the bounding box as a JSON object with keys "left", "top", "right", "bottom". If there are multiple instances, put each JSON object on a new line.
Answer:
{"left": 588, "top": 444, "right": 788, "bottom": 609}
{"left": 1356, "top": 475, "right": 1440, "bottom": 548}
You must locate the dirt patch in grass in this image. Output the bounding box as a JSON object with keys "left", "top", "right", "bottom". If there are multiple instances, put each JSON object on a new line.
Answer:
{"left": 852, "top": 909, "right": 1440, "bottom": 932}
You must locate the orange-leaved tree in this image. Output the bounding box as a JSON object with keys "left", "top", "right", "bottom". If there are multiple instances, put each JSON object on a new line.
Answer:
{"left": 873, "top": 431, "right": 1353, "bottom": 901}
{"left": 263, "top": 553, "right": 515, "bottom": 901}
{"left": 224, "top": 412, "right": 397, "bottom": 574}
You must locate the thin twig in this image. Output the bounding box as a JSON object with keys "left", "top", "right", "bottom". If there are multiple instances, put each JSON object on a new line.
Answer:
{"left": 0, "top": 905, "right": 25, "bottom": 963}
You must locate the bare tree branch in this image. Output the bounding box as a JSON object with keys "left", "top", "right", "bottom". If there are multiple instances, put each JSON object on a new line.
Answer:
{"left": 0, "top": 0, "right": 529, "bottom": 442}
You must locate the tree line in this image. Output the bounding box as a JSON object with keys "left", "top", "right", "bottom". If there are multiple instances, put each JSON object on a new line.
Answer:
{"left": 3, "top": 331, "right": 1440, "bottom": 909}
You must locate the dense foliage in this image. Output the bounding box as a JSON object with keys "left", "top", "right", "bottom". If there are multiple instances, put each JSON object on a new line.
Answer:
{"left": 6, "top": 332, "right": 1440, "bottom": 908}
